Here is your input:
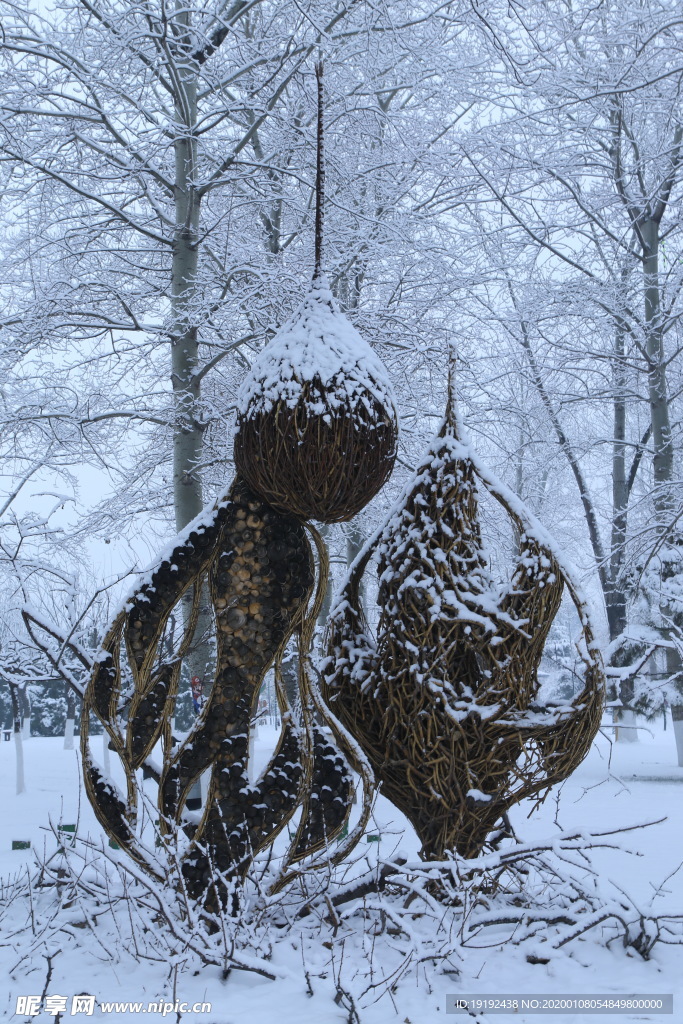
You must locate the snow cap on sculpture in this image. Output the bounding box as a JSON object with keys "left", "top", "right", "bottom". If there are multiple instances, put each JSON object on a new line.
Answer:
{"left": 233, "top": 63, "right": 397, "bottom": 523}
{"left": 234, "top": 278, "right": 398, "bottom": 522}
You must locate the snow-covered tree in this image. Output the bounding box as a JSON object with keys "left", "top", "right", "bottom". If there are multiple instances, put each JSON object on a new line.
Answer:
{"left": 451, "top": 0, "right": 683, "bottom": 755}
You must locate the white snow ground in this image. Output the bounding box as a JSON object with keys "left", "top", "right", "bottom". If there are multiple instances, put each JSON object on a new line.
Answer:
{"left": 1, "top": 718, "right": 681, "bottom": 1024}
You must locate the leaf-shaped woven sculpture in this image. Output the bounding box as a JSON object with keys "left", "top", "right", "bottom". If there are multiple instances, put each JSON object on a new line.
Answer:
{"left": 323, "top": 397, "right": 604, "bottom": 860}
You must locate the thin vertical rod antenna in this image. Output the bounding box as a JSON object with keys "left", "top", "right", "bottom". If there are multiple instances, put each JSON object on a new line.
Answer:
{"left": 314, "top": 62, "right": 325, "bottom": 281}
{"left": 446, "top": 342, "right": 458, "bottom": 429}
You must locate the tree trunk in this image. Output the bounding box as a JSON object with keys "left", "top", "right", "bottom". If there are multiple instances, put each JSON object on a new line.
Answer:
{"left": 14, "top": 729, "right": 25, "bottom": 795}
{"left": 642, "top": 219, "right": 675, "bottom": 511}
{"left": 316, "top": 524, "right": 334, "bottom": 648}
{"left": 171, "top": 69, "right": 203, "bottom": 535}
{"left": 9, "top": 684, "right": 25, "bottom": 795}
{"left": 19, "top": 686, "right": 31, "bottom": 740}
{"left": 346, "top": 525, "right": 366, "bottom": 614}
{"left": 671, "top": 701, "right": 683, "bottom": 768}
{"left": 609, "top": 322, "right": 638, "bottom": 741}
{"left": 642, "top": 217, "right": 683, "bottom": 759}
{"left": 608, "top": 323, "right": 628, "bottom": 643}
{"left": 64, "top": 684, "right": 76, "bottom": 750}
{"left": 170, "top": 12, "right": 214, "bottom": 729}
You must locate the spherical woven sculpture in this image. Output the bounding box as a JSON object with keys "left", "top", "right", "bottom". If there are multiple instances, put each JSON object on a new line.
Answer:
{"left": 234, "top": 279, "right": 398, "bottom": 523}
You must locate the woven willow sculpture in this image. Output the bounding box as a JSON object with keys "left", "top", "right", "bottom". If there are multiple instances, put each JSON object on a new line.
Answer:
{"left": 233, "top": 66, "right": 397, "bottom": 524}
{"left": 323, "top": 395, "right": 605, "bottom": 861}
{"left": 81, "top": 61, "right": 601, "bottom": 906}
{"left": 81, "top": 477, "right": 373, "bottom": 912}
{"left": 81, "top": 67, "right": 388, "bottom": 910}
{"left": 234, "top": 282, "right": 398, "bottom": 523}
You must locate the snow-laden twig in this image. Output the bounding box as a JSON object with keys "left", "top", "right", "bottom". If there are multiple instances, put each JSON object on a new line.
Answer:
{"left": 2, "top": 820, "right": 682, "bottom": 1017}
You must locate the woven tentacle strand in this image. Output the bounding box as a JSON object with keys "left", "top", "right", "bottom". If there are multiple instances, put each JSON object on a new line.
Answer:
{"left": 269, "top": 671, "right": 375, "bottom": 892}
{"left": 460, "top": 535, "right": 568, "bottom": 843}
{"left": 279, "top": 530, "right": 342, "bottom": 866}
{"left": 81, "top": 499, "right": 238, "bottom": 875}
{"left": 124, "top": 503, "right": 231, "bottom": 683}
{"left": 89, "top": 622, "right": 125, "bottom": 726}
{"left": 127, "top": 658, "right": 184, "bottom": 769}
{"left": 126, "top": 583, "right": 203, "bottom": 769}
{"left": 177, "top": 479, "right": 315, "bottom": 902}
{"left": 121, "top": 498, "right": 235, "bottom": 771}
{"left": 269, "top": 525, "right": 375, "bottom": 894}
{"left": 290, "top": 723, "right": 353, "bottom": 860}
{"left": 530, "top": 631, "right": 604, "bottom": 788}
{"left": 283, "top": 528, "right": 356, "bottom": 865}
{"left": 537, "top": 669, "right": 603, "bottom": 780}
{"left": 82, "top": 615, "right": 157, "bottom": 873}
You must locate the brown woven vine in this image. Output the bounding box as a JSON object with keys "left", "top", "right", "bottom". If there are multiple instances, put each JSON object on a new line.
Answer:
{"left": 323, "top": 397, "right": 605, "bottom": 862}
{"left": 81, "top": 476, "right": 371, "bottom": 913}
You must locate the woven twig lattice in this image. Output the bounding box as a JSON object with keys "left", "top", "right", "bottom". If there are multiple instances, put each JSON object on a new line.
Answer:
{"left": 235, "top": 376, "right": 397, "bottom": 523}
{"left": 324, "top": 400, "right": 605, "bottom": 861}
{"left": 81, "top": 476, "right": 372, "bottom": 912}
